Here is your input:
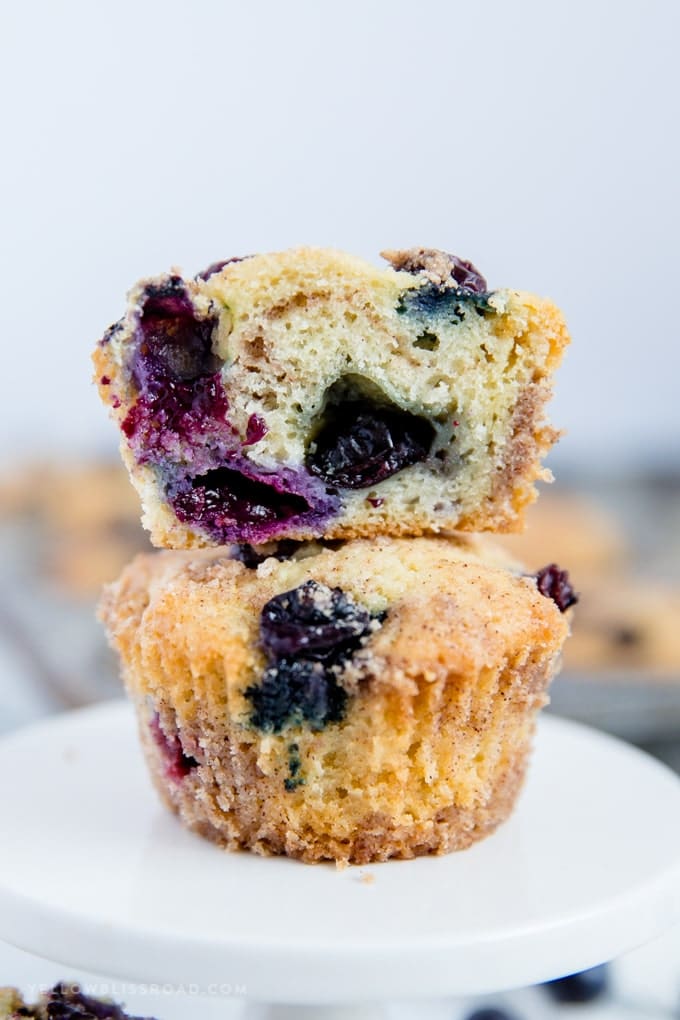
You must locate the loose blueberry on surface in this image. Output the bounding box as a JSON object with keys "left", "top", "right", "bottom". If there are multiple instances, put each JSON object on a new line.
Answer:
{"left": 172, "top": 468, "right": 311, "bottom": 535}
{"left": 39, "top": 983, "right": 157, "bottom": 1020}
{"left": 307, "top": 399, "right": 435, "bottom": 489}
{"left": 542, "top": 964, "right": 610, "bottom": 1004}
{"left": 149, "top": 713, "right": 198, "bottom": 782}
{"left": 535, "top": 564, "right": 578, "bottom": 612}
{"left": 463, "top": 1009, "right": 519, "bottom": 1020}
{"left": 260, "top": 579, "right": 376, "bottom": 661}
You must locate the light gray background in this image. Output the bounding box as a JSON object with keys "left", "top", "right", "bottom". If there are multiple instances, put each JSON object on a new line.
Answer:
{"left": 2, "top": 0, "right": 678, "bottom": 470}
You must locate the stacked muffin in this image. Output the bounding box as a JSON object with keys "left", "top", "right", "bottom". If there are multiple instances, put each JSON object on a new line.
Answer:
{"left": 95, "top": 247, "right": 574, "bottom": 864}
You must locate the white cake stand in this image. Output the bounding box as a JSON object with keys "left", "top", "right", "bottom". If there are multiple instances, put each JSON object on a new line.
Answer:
{"left": 0, "top": 702, "right": 680, "bottom": 1020}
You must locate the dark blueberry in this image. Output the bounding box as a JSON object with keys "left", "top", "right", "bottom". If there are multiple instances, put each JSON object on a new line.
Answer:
{"left": 306, "top": 399, "right": 435, "bottom": 489}
{"left": 244, "top": 413, "right": 268, "bottom": 446}
{"left": 245, "top": 658, "right": 348, "bottom": 732}
{"left": 195, "top": 255, "right": 252, "bottom": 281}
{"left": 42, "top": 983, "right": 156, "bottom": 1019}
{"left": 100, "top": 375, "right": 111, "bottom": 386}
{"left": 260, "top": 579, "right": 375, "bottom": 661}
{"left": 535, "top": 564, "right": 578, "bottom": 612}
{"left": 542, "top": 964, "right": 610, "bottom": 1004}
{"left": 149, "top": 713, "right": 198, "bottom": 782}
{"left": 448, "top": 253, "right": 488, "bottom": 293}
{"left": 463, "top": 1009, "right": 518, "bottom": 1020}
{"left": 139, "top": 276, "right": 193, "bottom": 317}
{"left": 135, "top": 280, "right": 220, "bottom": 384}
{"left": 171, "top": 468, "right": 311, "bottom": 539}
{"left": 398, "top": 281, "right": 492, "bottom": 322}
{"left": 232, "top": 539, "right": 302, "bottom": 569}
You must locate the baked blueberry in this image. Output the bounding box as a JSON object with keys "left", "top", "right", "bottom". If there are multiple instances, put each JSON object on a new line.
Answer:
{"left": 535, "top": 564, "right": 578, "bottom": 612}
{"left": 307, "top": 399, "right": 435, "bottom": 489}
{"left": 259, "top": 579, "right": 378, "bottom": 661}
{"left": 245, "top": 579, "right": 384, "bottom": 732}
{"left": 245, "top": 657, "right": 348, "bottom": 732}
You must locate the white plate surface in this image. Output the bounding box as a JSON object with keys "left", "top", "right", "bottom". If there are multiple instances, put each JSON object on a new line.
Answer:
{"left": 0, "top": 702, "right": 680, "bottom": 1004}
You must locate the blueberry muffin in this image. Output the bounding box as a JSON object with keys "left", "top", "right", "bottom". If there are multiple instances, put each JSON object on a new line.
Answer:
{"left": 495, "top": 491, "right": 629, "bottom": 578}
{"left": 100, "top": 536, "right": 572, "bottom": 864}
{"left": 564, "top": 578, "right": 680, "bottom": 675}
{"left": 93, "top": 247, "right": 569, "bottom": 548}
{"left": 0, "top": 460, "right": 149, "bottom": 597}
{"left": 0, "top": 983, "right": 155, "bottom": 1019}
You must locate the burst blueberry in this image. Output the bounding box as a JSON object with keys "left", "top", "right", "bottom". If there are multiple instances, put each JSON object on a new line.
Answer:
{"left": 307, "top": 400, "right": 435, "bottom": 489}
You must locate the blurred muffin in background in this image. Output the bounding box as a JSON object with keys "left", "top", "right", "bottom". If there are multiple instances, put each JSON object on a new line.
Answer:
{"left": 495, "top": 490, "right": 630, "bottom": 579}
{"left": 0, "top": 460, "right": 149, "bottom": 597}
{"left": 564, "top": 580, "right": 680, "bottom": 676}
{"left": 497, "top": 488, "right": 680, "bottom": 677}
{"left": 0, "top": 459, "right": 150, "bottom": 713}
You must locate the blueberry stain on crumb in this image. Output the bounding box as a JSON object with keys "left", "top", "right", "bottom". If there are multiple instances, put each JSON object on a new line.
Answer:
{"left": 121, "top": 279, "right": 226, "bottom": 452}
{"left": 284, "top": 742, "right": 305, "bottom": 791}
{"left": 398, "top": 282, "right": 492, "bottom": 323}
{"left": 149, "top": 713, "right": 198, "bottom": 782}
{"left": 534, "top": 564, "right": 578, "bottom": 612}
